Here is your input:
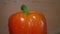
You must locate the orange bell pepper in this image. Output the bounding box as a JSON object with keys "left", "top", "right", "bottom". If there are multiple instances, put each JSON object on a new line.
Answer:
{"left": 8, "top": 5, "right": 47, "bottom": 34}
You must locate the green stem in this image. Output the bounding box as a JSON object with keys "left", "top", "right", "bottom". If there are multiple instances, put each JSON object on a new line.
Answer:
{"left": 21, "top": 5, "right": 28, "bottom": 15}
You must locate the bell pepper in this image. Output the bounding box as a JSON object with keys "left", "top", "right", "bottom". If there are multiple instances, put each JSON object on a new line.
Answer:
{"left": 8, "top": 5, "right": 47, "bottom": 34}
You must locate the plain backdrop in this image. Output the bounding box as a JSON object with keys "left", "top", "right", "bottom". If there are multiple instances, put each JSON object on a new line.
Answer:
{"left": 0, "top": 0, "right": 60, "bottom": 34}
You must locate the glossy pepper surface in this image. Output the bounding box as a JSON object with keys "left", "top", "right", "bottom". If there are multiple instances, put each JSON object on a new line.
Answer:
{"left": 8, "top": 5, "right": 47, "bottom": 34}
